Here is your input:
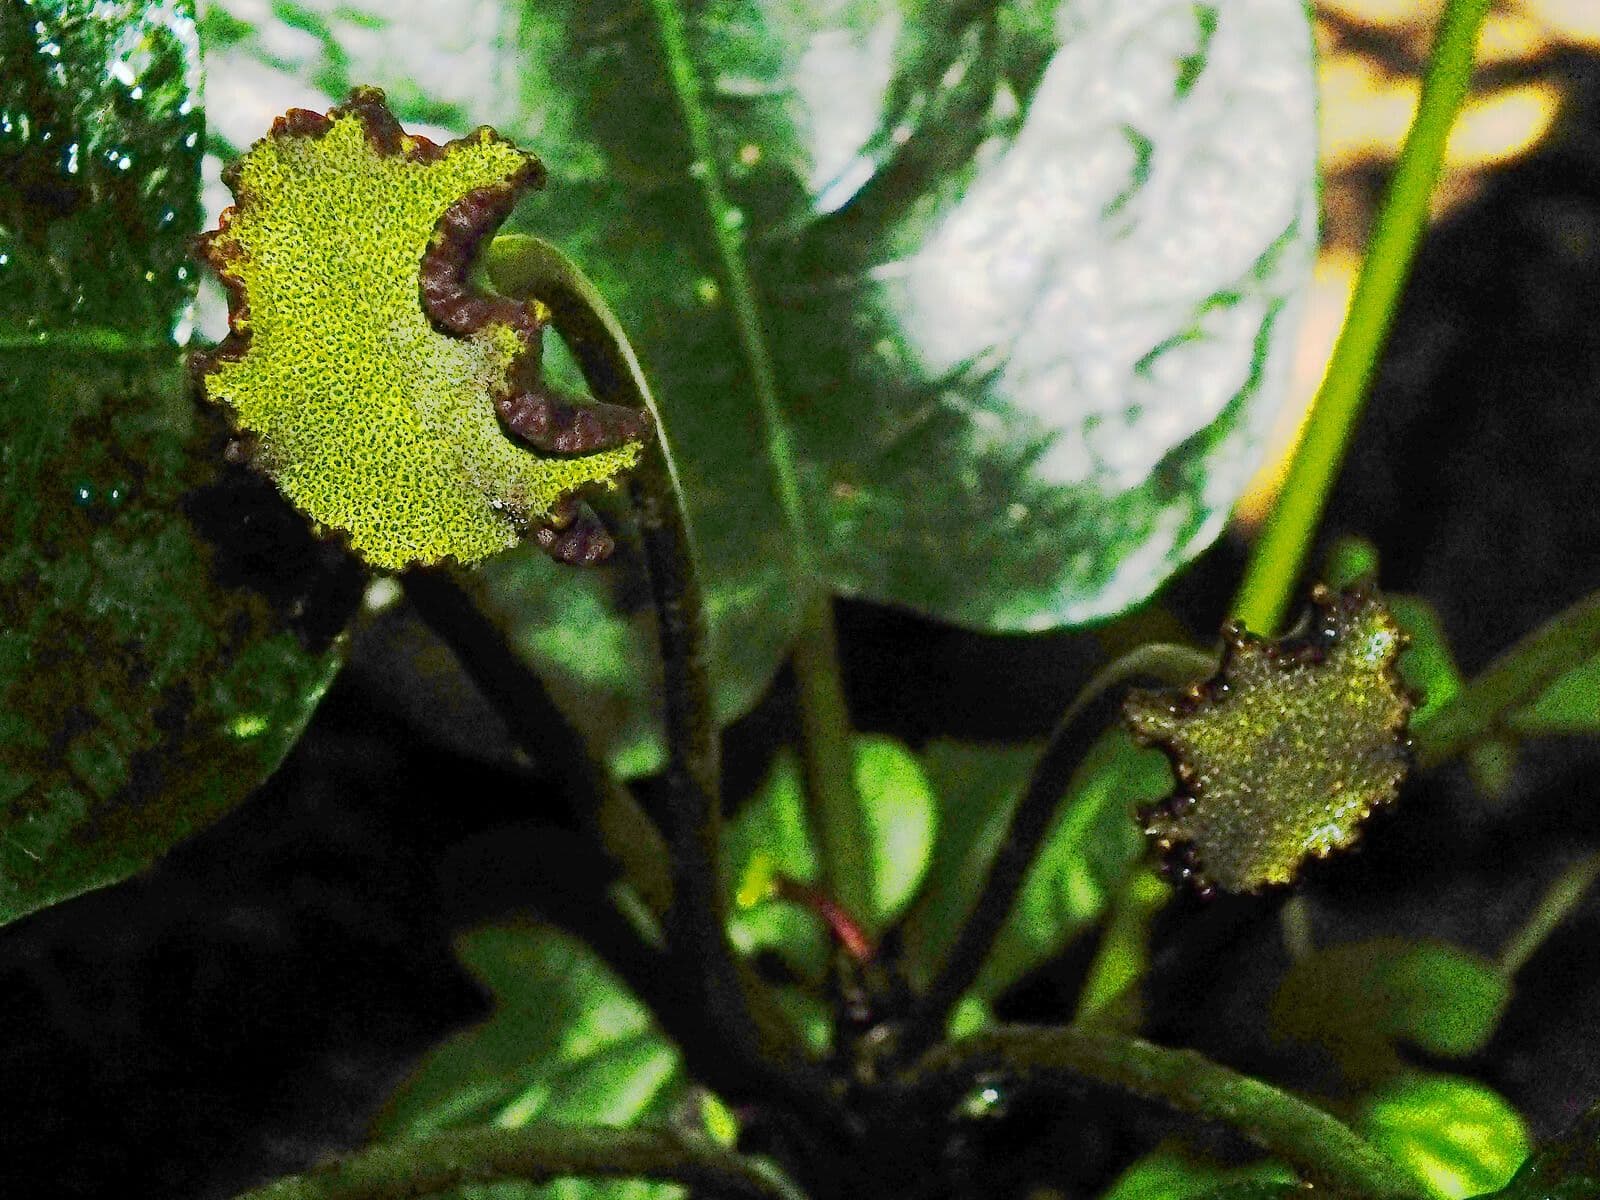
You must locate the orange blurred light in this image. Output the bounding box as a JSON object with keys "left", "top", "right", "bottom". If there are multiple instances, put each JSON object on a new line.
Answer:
{"left": 1320, "top": 0, "right": 1439, "bottom": 30}
{"left": 1448, "top": 82, "right": 1562, "bottom": 168}
{"left": 1235, "top": 251, "right": 1362, "bottom": 530}
{"left": 1520, "top": 0, "right": 1600, "bottom": 44}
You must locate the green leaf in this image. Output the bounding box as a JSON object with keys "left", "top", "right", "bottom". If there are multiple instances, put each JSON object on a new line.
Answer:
{"left": 900, "top": 732, "right": 1168, "bottom": 1000}
{"left": 200, "top": 0, "right": 1319, "bottom": 772}
{"left": 375, "top": 923, "right": 684, "bottom": 1200}
{"left": 725, "top": 733, "right": 937, "bottom": 949}
{"left": 1490, "top": 1098, "right": 1600, "bottom": 1200}
{"left": 851, "top": 734, "right": 939, "bottom": 924}
{"left": 1270, "top": 938, "right": 1510, "bottom": 1085}
{"left": 1100, "top": 1144, "right": 1297, "bottom": 1200}
{"left": 1506, "top": 649, "right": 1600, "bottom": 736}
{"left": 1357, "top": 1074, "right": 1530, "bottom": 1200}
{"left": 1388, "top": 595, "right": 1464, "bottom": 724}
{"left": 0, "top": 0, "right": 349, "bottom": 927}
{"left": 0, "top": 0, "right": 201, "bottom": 343}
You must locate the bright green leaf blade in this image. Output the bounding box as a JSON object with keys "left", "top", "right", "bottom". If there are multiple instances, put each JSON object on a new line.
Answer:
{"left": 723, "top": 733, "right": 937, "bottom": 960}
{"left": 0, "top": 0, "right": 349, "bottom": 927}
{"left": 375, "top": 923, "right": 685, "bottom": 1200}
{"left": 199, "top": 0, "right": 1318, "bottom": 773}
{"left": 1490, "top": 1098, "right": 1600, "bottom": 1200}
{"left": 1358, "top": 1073, "right": 1530, "bottom": 1200}
{"left": 1270, "top": 938, "right": 1511, "bottom": 1082}
{"left": 902, "top": 732, "right": 1169, "bottom": 999}
{"left": 853, "top": 733, "right": 938, "bottom": 926}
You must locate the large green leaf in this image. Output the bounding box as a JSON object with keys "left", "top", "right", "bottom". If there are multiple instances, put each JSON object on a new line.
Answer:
{"left": 0, "top": 0, "right": 350, "bottom": 926}
{"left": 198, "top": 0, "right": 1318, "bottom": 772}
{"left": 376, "top": 923, "right": 685, "bottom": 1200}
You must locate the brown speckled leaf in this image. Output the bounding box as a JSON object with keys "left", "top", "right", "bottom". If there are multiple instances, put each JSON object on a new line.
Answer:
{"left": 1125, "top": 587, "right": 1413, "bottom": 894}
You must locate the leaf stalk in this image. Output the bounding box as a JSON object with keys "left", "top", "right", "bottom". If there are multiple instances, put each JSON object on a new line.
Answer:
{"left": 231, "top": 1124, "right": 810, "bottom": 1200}
{"left": 641, "top": 0, "right": 873, "bottom": 919}
{"left": 905, "top": 644, "right": 1214, "bottom": 1049}
{"left": 1231, "top": 0, "right": 1490, "bottom": 634}
{"left": 900, "top": 1026, "right": 1425, "bottom": 1200}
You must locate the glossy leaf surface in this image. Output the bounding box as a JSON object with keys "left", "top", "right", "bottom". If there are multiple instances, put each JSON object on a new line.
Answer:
{"left": 0, "top": 0, "right": 200, "bottom": 344}
{"left": 0, "top": 0, "right": 351, "bottom": 927}
{"left": 198, "top": 0, "right": 1318, "bottom": 771}
{"left": 1359, "top": 1074, "right": 1529, "bottom": 1200}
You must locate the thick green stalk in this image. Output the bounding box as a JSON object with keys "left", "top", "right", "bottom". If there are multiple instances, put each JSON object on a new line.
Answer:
{"left": 641, "top": 0, "right": 872, "bottom": 918}
{"left": 903, "top": 1027, "right": 1425, "bottom": 1199}
{"left": 232, "top": 1125, "right": 809, "bottom": 1200}
{"left": 792, "top": 591, "right": 872, "bottom": 921}
{"left": 1231, "top": 0, "right": 1490, "bottom": 634}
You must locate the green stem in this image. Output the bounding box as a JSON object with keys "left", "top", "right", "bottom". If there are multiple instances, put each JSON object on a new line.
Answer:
{"left": 906, "top": 644, "right": 1214, "bottom": 1049}
{"left": 402, "top": 569, "right": 672, "bottom": 926}
{"left": 1499, "top": 852, "right": 1600, "bottom": 977}
{"left": 1231, "top": 0, "right": 1489, "bottom": 634}
{"left": 485, "top": 234, "right": 841, "bottom": 1128}
{"left": 1412, "top": 589, "right": 1600, "bottom": 767}
{"left": 231, "top": 1125, "right": 810, "bottom": 1200}
{"left": 902, "top": 1027, "right": 1424, "bottom": 1200}
{"left": 641, "top": 0, "right": 871, "bottom": 916}
{"left": 792, "top": 592, "right": 872, "bottom": 920}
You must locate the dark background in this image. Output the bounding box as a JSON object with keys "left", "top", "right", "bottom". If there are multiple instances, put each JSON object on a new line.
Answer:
{"left": 6, "top": 43, "right": 1600, "bottom": 1200}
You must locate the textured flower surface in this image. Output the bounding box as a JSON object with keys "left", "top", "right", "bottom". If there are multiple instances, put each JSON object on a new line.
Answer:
{"left": 195, "top": 87, "right": 649, "bottom": 569}
{"left": 1126, "top": 587, "right": 1413, "bottom": 894}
